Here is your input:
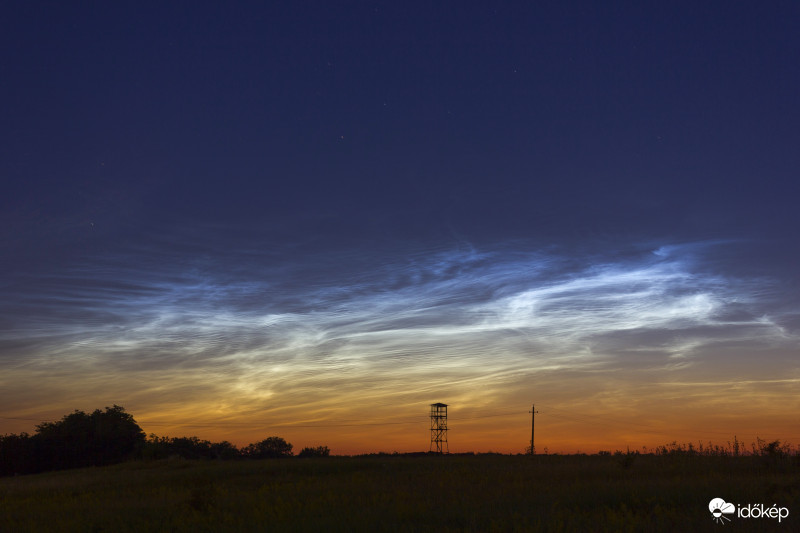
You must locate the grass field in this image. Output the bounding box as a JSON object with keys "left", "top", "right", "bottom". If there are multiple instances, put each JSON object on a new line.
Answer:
{"left": 0, "top": 453, "right": 797, "bottom": 532}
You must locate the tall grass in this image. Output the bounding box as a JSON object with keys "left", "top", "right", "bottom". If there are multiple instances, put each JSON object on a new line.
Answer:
{"left": 0, "top": 452, "right": 797, "bottom": 532}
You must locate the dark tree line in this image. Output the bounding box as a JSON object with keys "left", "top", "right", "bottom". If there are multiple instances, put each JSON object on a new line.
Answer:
{"left": 142, "top": 435, "right": 240, "bottom": 460}
{"left": 0, "top": 405, "right": 145, "bottom": 476}
{"left": 0, "top": 406, "right": 329, "bottom": 477}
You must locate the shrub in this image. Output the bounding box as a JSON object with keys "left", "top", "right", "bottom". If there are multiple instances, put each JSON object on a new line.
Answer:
{"left": 142, "top": 435, "right": 239, "bottom": 460}
{"left": 241, "top": 436, "right": 293, "bottom": 458}
{"left": 615, "top": 447, "right": 638, "bottom": 469}
{"left": 298, "top": 445, "right": 330, "bottom": 458}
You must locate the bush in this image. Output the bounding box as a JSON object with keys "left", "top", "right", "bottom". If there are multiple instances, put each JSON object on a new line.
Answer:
{"left": 615, "top": 447, "right": 638, "bottom": 469}
{"left": 241, "top": 437, "right": 293, "bottom": 458}
{"left": 298, "top": 445, "right": 330, "bottom": 458}
{"left": 142, "top": 435, "right": 239, "bottom": 460}
{"left": 211, "top": 440, "right": 239, "bottom": 460}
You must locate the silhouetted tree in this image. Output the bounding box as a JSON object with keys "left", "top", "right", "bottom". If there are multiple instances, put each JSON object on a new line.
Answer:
{"left": 32, "top": 405, "right": 145, "bottom": 471}
{"left": 2, "top": 406, "right": 253, "bottom": 476}
{"left": 210, "top": 440, "right": 239, "bottom": 460}
{"left": 141, "top": 434, "right": 171, "bottom": 459}
{"left": 241, "top": 436, "right": 293, "bottom": 458}
{"left": 141, "top": 434, "right": 239, "bottom": 460}
{"left": 165, "top": 436, "right": 213, "bottom": 460}
{"left": 298, "top": 445, "right": 330, "bottom": 458}
{"left": 0, "top": 432, "right": 33, "bottom": 476}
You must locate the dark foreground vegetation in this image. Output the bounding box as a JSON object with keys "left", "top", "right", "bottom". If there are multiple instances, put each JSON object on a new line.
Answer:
{"left": 0, "top": 453, "right": 798, "bottom": 532}
{"left": 1, "top": 407, "right": 797, "bottom": 531}
{"left": 0, "top": 406, "right": 328, "bottom": 476}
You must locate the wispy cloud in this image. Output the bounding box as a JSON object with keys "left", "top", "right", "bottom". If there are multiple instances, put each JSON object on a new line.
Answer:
{"left": 1, "top": 238, "right": 797, "bottom": 446}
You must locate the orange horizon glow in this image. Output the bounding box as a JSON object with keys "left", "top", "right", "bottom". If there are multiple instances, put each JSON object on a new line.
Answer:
{"left": 3, "top": 245, "right": 798, "bottom": 457}
{"left": 4, "top": 374, "right": 797, "bottom": 456}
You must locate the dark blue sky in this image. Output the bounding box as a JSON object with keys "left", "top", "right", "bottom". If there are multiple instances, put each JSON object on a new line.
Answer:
{"left": 2, "top": 2, "right": 799, "bottom": 450}
{"left": 5, "top": 2, "right": 798, "bottom": 246}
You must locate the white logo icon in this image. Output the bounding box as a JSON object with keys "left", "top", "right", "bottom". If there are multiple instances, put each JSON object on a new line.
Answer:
{"left": 709, "top": 498, "right": 735, "bottom": 524}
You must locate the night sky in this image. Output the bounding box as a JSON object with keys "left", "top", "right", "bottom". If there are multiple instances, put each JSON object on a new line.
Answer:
{"left": 2, "top": 2, "right": 799, "bottom": 453}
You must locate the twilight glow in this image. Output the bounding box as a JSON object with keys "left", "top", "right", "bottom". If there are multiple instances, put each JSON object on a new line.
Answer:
{"left": 2, "top": 237, "right": 798, "bottom": 453}
{"left": 2, "top": 3, "right": 799, "bottom": 454}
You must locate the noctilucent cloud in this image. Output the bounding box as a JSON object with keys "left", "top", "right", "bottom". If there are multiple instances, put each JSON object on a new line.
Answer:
{"left": 2, "top": 2, "right": 799, "bottom": 452}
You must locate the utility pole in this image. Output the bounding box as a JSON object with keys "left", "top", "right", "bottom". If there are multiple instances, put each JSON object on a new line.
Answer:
{"left": 529, "top": 404, "right": 538, "bottom": 455}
